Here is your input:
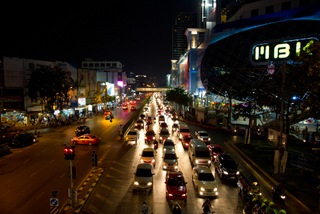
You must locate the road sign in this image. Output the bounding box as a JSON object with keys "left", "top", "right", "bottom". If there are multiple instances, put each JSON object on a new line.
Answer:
{"left": 291, "top": 153, "right": 314, "bottom": 172}
{"left": 50, "top": 198, "right": 59, "bottom": 207}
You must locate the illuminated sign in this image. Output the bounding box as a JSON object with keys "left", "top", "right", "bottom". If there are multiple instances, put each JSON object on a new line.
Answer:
{"left": 250, "top": 37, "right": 318, "bottom": 65}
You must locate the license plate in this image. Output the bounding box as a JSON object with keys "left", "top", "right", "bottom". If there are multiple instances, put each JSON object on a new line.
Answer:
{"left": 230, "top": 177, "right": 235, "bottom": 179}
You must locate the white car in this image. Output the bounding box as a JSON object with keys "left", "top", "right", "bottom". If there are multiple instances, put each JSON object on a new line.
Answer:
{"left": 133, "top": 163, "right": 154, "bottom": 190}
{"left": 195, "top": 131, "right": 211, "bottom": 144}
{"left": 140, "top": 148, "right": 156, "bottom": 167}
{"left": 126, "top": 129, "right": 139, "bottom": 143}
{"left": 192, "top": 166, "right": 218, "bottom": 197}
{"left": 162, "top": 150, "right": 178, "bottom": 171}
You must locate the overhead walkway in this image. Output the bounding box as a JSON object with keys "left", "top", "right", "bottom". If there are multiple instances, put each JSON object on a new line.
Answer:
{"left": 136, "top": 87, "right": 169, "bottom": 92}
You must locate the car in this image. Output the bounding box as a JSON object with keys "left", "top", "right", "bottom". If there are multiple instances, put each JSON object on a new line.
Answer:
{"left": 71, "top": 134, "right": 100, "bottom": 145}
{"left": 157, "top": 110, "right": 163, "bottom": 116}
{"left": 159, "top": 115, "right": 165, "bottom": 124}
{"left": 165, "top": 171, "right": 187, "bottom": 200}
{"left": 9, "top": 133, "right": 36, "bottom": 148}
{"left": 209, "top": 145, "right": 225, "bottom": 160}
{"left": 75, "top": 125, "right": 90, "bottom": 136}
{"left": 122, "top": 105, "right": 128, "bottom": 110}
{"left": 140, "top": 148, "right": 156, "bottom": 166}
{"left": 178, "top": 126, "right": 190, "bottom": 140}
{"left": 172, "top": 123, "right": 180, "bottom": 132}
{"left": 140, "top": 114, "right": 146, "bottom": 120}
{"left": 126, "top": 129, "right": 139, "bottom": 143}
{"left": 162, "top": 150, "right": 178, "bottom": 171}
{"left": 131, "top": 106, "right": 136, "bottom": 111}
{"left": 214, "top": 154, "right": 240, "bottom": 180}
{"left": 181, "top": 134, "right": 193, "bottom": 149}
{"left": 133, "top": 163, "right": 154, "bottom": 190}
{"left": 160, "top": 122, "right": 168, "bottom": 129}
{"left": 287, "top": 133, "right": 306, "bottom": 144}
{"left": 0, "top": 145, "right": 10, "bottom": 156}
{"left": 192, "top": 166, "right": 218, "bottom": 197}
{"left": 146, "top": 117, "right": 152, "bottom": 125}
{"left": 145, "top": 130, "right": 156, "bottom": 143}
{"left": 143, "top": 107, "right": 149, "bottom": 113}
{"left": 195, "top": 131, "right": 211, "bottom": 144}
{"left": 159, "top": 128, "right": 170, "bottom": 142}
{"left": 163, "top": 139, "right": 175, "bottom": 153}
{"left": 135, "top": 119, "right": 145, "bottom": 129}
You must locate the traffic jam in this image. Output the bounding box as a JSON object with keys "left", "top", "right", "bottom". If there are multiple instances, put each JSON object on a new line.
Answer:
{"left": 123, "top": 93, "right": 264, "bottom": 213}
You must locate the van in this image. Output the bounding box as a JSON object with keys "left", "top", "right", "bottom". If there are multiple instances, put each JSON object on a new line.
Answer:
{"left": 188, "top": 139, "right": 212, "bottom": 167}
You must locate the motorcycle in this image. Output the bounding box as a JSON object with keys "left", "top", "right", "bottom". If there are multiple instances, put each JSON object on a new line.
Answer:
{"left": 271, "top": 186, "right": 286, "bottom": 206}
{"left": 34, "top": 130, "right": 41, "bottom": 138}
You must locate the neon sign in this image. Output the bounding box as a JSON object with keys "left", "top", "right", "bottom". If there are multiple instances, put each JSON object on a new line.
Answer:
{"left": 250, "top": 37, "right": 318, "bottom": 65}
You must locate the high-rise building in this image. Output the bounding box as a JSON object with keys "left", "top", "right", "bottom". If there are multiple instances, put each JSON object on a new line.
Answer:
{"left": 172, "top": 12, "right": 198, "bottom": 60}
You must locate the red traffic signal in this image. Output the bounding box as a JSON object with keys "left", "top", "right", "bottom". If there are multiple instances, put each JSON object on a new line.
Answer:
{"left": 64, "top": 146, "right": 75, "bottom": 160}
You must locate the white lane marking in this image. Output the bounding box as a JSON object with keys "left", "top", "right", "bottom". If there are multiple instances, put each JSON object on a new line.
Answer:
{"left": 49, "top": 159, "right": 55, "bottom": 164}
{"left": 60, "top": 173, "right": 65, "bottom": 178}
{"left": 36, "top": 191, "right": 45, "bottom": 199}
{"left": 30, "top": 172, "right": 37, "bottom": 177}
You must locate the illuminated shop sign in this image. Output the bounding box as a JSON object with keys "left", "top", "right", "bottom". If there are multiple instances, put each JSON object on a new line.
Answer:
{"left": 250, "top": 37, "right": 318, "bottom": 65}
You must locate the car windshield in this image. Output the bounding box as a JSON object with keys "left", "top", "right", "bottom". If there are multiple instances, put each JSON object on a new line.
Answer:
{"left": 199, "top": 133, "right": 209, "bottom": 137}
{"left": 161, "top": 123, "right": 167, "bottom": 127}
{"left": 161, "top": 131, "right": 169, "bottom": 135}
{"left": 180, "top": 128, "right": 190, "bottom": 133}
{"left": 222, "top": 160, "right": 238, "bottom": 169}
{"left": 168, "top": 177, "right": 185, "bottom": 186}
{"left": 164, "top": 141, "right": 174, "bottom": 146}
{"left": 198, "top": 173, "right": 215, "bottom": 181}
{"left": 128, "top": 131, "right": 137, "bottom": 135}
{"left": 146, "top": 131, "right": 155, "bottom": 136}
{"left": 195, "top": 150, "right": 211, "bottom": 157}
{"left": 173, "top": 124, "right": 179, "bottom": 128}
{"left": 136, "top": 168, "right": 152, "bottom": 177}
{"left": 212, "top": 148, "right": 223, "bottom": 153}
{"left": 164, "top": 153, "right": 177, "bottom": 159}
{"left": 142, "top": 151, "right": 154, "bottom": 157}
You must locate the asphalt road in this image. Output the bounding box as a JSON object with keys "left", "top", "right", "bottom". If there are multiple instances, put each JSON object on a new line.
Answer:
{"left": 0, "top": 101, "right": 144, "bottom": 214}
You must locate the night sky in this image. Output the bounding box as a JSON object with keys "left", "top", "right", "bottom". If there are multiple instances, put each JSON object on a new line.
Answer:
{"left": 2, "top": 1, "right": 199, "bottom": 82}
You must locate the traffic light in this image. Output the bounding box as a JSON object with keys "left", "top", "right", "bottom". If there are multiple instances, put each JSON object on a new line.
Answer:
{"left": 64, "top": 146, "right": 75, "bottom": 160}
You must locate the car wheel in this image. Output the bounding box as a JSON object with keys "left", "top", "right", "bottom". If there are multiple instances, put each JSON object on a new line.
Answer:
{"left": 73, "top": 141, "right": 77, "bottom": 145}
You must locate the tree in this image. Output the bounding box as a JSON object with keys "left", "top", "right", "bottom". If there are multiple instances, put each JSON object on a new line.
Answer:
{"left": 26, "top": 65, "right": 71, "bottom": 114}
{"left": 166, "top": 87, "right": 192, "bottom": 114}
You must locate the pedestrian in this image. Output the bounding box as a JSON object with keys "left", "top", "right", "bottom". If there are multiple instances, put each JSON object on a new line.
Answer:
{"left": 302, "top": 129, "right": 306, "bottom": 138}
{"left": 141, "top": 201, "right": 149, "bottom": 214}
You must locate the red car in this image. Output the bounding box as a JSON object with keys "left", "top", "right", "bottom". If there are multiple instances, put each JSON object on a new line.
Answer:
{"left": 181, "top": 135, "right": 193, "bottom": 149}
{"left": 145, "top": 130, "right": 156, "bottom": 143}
{"left": 165, "top": 171, "right": 187, "bottom": 201}
{"left": 71, "top": 134, "right": 100, "bottom": 145}
{"left": 208, "top": 144, "right": 225, "bottom": 160}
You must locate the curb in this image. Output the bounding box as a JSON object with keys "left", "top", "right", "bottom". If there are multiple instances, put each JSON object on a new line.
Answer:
{"left": 61, "top": 167, "right": 105, "bottom": 214}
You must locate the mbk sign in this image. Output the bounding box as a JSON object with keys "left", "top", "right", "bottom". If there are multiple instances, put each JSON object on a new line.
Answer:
{"left": 249, "top": 37, "right": 318, "bottom": 66}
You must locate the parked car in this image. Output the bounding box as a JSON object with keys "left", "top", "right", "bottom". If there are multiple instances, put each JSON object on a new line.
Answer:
{"left": 140, "top": 148, "right": 156, "bottom": 167}
{"left": 71, "top": 134, "right": 100, "bottom": 145}
{"left": 192, "top": 166, "right": 218, "bottom": 197}
{"left": 133, "top": 163, "right": 154, "bottom": 190}
{"left": 75, "top": 125, "right": 90, "bottom": 136}
{"left": 145, "top": 130, "right": 156, "bottom": 143}
{"left": 126, "top": 129, "right": 139, "bottom": 143}
{"left": 159, "top": 128, "right": 170, "bottom": 142}
{"left": 195, "top": 131, "right": 211, "bottom": 144}
{"left": 181, "top": 134, "right": 193, "bottom": 149}
{"left": 214, "top": 154, "right": 240, "bottom": 180}
{"left": 163, "top": 139, "right": 175, "bottom": 153}
{"left": 135, "top": 119, "right": 145, "bottom": 129}
{"left": 162, "top": 150, "right": 178, "bottom": 171}
{"left": 165, "top": 171, "right": 187, "bottom": 201}
{"left": 0, "top": 145, "right": 10, "bottom": 156}
{"left": 9, "top": 133, "right": 36, "bottom": 148}
{"left": 209, "top": 145, "right": 225, "bottom": 160}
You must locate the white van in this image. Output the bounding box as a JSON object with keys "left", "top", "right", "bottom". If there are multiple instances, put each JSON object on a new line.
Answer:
{"left": 188, "top": 139, "right": 212, "bottom": 167}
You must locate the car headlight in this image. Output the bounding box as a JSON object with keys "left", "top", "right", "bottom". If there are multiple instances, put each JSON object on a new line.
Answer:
{"left": 186, "top": 143, "right": 189, "bottom": 146}
{"left": 164, "top": 148, "right": 166, "bottom": 152}
{"left": 181, "top": 194, "right": 186, "bottom": 196}
{"left": 208, "top": 138, "right": 211, "bottom": 141}
{"left": 168, "top": 193, "right": 173, "bottom": 196}
{"left": 236, "top": 171, "right": 240, "bottom": 175}
{"left": 135, "top": 124, "right": 137, "bottom": 126}
{"left": 134, "top": 181, "right": 139, "bottom": 185}
{"left": 195, "top": 160, "right": 199, "bottom": 164}
{"left": 214, "top": 188, "right": 218, "bottom": 191}
{"left": 140, "top": 159, "right": 144, "bottom": 163}
{"left": 208, "top": 160, "right": 211, "bottom": 164}
{"left": 223, "top": 171, "right": 229, "bottom": 175}
{"left": 172, "top": 148, "right": 174, "bottom": 151}
{"left": 174, "top": 166, "right": 178, "bottom": 169}
{"left": 153, "top": 137, "right": 155, "bottom": 139}
{"left": 163, "top": 165, "right": 167, "bottom": 169}
{"left": 160, "top": 137, "right": 163, "bottom": 140}
{"left": 213, "top": 155, "right": 217, "bottom": 159}
{"left": 147, "top": 182, "right": 152, "bottom": 186}
{"left": 200, "top": 187, "right": 205, "bottom": 191}
{"left": 200, "top": 138, "right": 203, "bottom": 140}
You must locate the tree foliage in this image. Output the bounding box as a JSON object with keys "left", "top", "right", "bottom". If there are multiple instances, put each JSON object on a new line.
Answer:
{"left": 166, "top": 87, "right": 192, "bottom": 107}
{"left": 26, "top": 65, "right": 71, "bottom": 114}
